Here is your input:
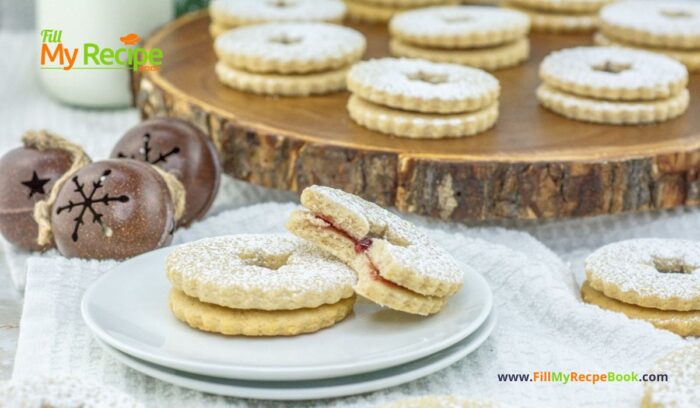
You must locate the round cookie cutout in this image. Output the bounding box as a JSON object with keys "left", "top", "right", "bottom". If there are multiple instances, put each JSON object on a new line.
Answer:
{"left": 539, "top": 46, "right": 688, "bottom": 101}
{"left": 584, "top": 239, "right": 700, "bottom": 311}
{"left": 389, "top": 6, "right": 530, "bottom": 49}
{"left": 378, "top": 395, "right": 501, "bottom": 408}
{"left": 536, "top": 84, "right": 689, "bottom": 125}
{"left": 209, "top": 0, "right": 346, "bottom": 27}
{"left": 166, "top": 234, "right": 357, "bottom": 310}
{"left": 347, "top": 58, "right": 500, "bottom": 114}
{"left": 580, "top": 281, "right": 700, "bottom": 337}
{"left": 214, "top": 23, "right": 366, "bottom": 74}
{"left": 600, "top": 0, "right": 700, "bottom": 50}
{"left": 169, "top": 289, "right": 356, "bottom": 336}
{"left": 642, "top": 343, "right": 700, "bottom": 408}
{"left": 506, "top": 0, "right": 613, "bottom": 13}
{"left": 0, "top": 375, "right": 144, "bottom": 407}
{"left": 215, "top": 62, "right": 349, "bottom": 96}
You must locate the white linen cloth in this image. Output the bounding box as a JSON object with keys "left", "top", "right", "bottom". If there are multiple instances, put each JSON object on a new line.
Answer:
{"left": 11, "top": 202, "right": 692, "bottom": 408}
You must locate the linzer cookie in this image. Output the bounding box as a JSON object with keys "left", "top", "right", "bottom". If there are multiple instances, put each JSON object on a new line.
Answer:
{"left": 537, "top": 46, "right": 690, "bottom": 125}
{"left": 390, "top": 6, "right": 530, "bottom": 48}
{"left": 389, "top": 6, "right": 530, "bottom": 70}
{"left": 166, "top": 234, "right": 356, "bottom": 336}
{"left": 344, "top": 0, "right": 456, "bottom": 24}
{"left": 214, "top": 23, "right": 366, "bottom": 74}
{"left": 209, "top": 0, "right": 346, "bottom": 36}
{"left": 643, "top": 343, "right": 700, "bottom": 408}
{"left": 346, "top": 58, "right": 499, "bottom": 138}
{"left": 215, "top": 22, "right": 364, "bottom": 96}
{"left": 598, "top": 1, "right": 700, "bottom": 73}
{"left": 503, "top": 0, "right": 609, "bottom": 33}
{"left": 599, "top": 1, "right": 700, "bottom": 50}
{"left": 584, "top": 239, "right": 700, "bottom": 312}
{"left": 287, "top": 185, "right": 465, "bottom": 315}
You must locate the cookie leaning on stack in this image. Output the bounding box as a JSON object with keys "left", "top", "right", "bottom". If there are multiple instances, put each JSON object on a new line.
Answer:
{"left": 389, "top": 6, "right": 531, "bottom": 71}
{"left": 536, "top": 46, "right": 689, "bottom": 125}
{"left": 595, "top": 0, "right": 700, "bottom": 73}
{"left": 581, "top": 239, "right": 700, "bottom": 337}
{"left": 503, "top": 0, "right": 614, "bottom": 33}
{"left": 166, "top": 234, "right": 357, "bottom": 336}
{"left": 287, "top": 185, "right": 466, "bottom": 316}
{"left": 208, "top": 0, "right": 346, "bottom": 37}
{"left": 214, "top": 22, "right": 366, "bottom": 96}
{"left": 344, "top": 0, "right": 456, "bottom": 24}
{"left": 346, "top": 58, "right": 500, "bottom": 138}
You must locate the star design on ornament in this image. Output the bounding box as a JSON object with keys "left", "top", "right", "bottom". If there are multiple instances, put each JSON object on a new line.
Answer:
{"left": 21, "top": 171, "right": 51, "bottom": 198}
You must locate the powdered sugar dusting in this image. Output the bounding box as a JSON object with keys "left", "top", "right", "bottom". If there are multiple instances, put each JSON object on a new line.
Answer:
{"left": 167, "top": 234, "right": 356, "bottom": 298}
{"left": 540, "top": 46, "right": 688, "bottom": 93}
{"left": 348, "top": 58, "right": 500, "bottom": 103}
{"left": 1, "top": 375, "right": 144, "bottom": 407}
{"left": 646, "top": 343, "right": 700, "bottom": 407}
{"left": 215, "top": 22, "right": 365, "bottom": 63}
{"left": 585, "top": 239, "right": 700, "bottom": 301}
{"left": 210, "top": 0, "right": 346, "bottom": 23}
{"left": 390, "top": 6, "right": 529, "bottom": 39}
{"left": 601, "top": 1, "right": 700, "bottom": 38}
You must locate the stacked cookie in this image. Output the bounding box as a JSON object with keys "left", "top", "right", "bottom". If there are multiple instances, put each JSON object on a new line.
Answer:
{"left": 389, "top": 6, "right": 531, "bottom": 71}
{"left": 166, "top": 234, "right": 358, "bottom": 336}
{"left": 503, "top": 0, "right": 614, "bottom": 33}
{"left": 208, "top": 0, "right": 346, "bottom": 37}
{"left": 287, "top": 185, "right": 466, "bottom": 316}
{"left": 596, "top": 0, "right": 700, "bottom": 73}
{"left": 581, "top": 239, "right": 700, "bottom": 337}
{"left": 214, "top": 22, "right": 366, "bottom": 96}
{"left": 344, "top": 0, "right": 456, "bottom": 23}
{"left": 537, "top": 46, "right": 689, "bottom": 125}
{"left": 346, "top": 58, "right": 500, "bottom": 138}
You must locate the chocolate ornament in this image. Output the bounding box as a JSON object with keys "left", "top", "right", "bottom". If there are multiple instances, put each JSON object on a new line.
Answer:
{"left": 0, "top": 131, "right": 90, "bottom": 251}
{"left": 110, "top": 118, "right": 221, "bottom": 227}
{"left": 44, "top": 159, "right": 185, "bottom": 260}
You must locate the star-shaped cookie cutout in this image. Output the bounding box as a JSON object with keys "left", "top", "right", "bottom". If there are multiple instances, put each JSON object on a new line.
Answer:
{"left": 21, "top": 171, "right": 50, "bottom": 198}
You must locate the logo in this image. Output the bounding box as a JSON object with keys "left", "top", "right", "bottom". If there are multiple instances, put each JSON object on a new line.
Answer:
{"left": 40, "top": 29, "right": 163, "bottom": 72}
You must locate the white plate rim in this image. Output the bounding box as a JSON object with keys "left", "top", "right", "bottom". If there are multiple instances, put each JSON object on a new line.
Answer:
{"left": 95, "top": 312, "right": 497, "bottom": 401}
{"left": 81, "top": 245, "right": 493, "bottom": 381}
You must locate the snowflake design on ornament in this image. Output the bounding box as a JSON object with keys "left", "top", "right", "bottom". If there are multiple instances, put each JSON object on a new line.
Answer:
{"left": 117, "top": 133, "right": 180, "bottom": 165}
{"left": 56, "top": 169, "right": 130, "bottom": 242}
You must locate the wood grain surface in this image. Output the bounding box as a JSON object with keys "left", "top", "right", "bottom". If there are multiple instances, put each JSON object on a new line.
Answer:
{"left": 135, "top": 11, "right": 700, "bottom": 221}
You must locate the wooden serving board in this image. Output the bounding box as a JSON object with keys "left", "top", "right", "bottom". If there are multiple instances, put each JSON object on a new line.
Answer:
{"left": 135, "top": 11, "right": 700, "bottom": 222}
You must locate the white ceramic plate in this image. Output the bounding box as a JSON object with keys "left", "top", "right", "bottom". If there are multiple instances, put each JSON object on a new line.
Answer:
{"left": 96, "top": 312, "right": 496, "bottom": 401}
{"left": 82, "top": 245, "right": 492, "bottom": 381}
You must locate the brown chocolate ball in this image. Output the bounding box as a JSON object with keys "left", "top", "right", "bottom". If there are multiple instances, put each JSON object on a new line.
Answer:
{"left": 51, "top": 159, "right": 176, "bottom": 260}
{"left": 111, "top": 118, "right": 221, "bottom": 227}
{"left": 0, "top": 147, "right": 72, "bottom": 251}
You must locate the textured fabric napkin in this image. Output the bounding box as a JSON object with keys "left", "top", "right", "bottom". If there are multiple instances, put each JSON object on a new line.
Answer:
{"left": 12, "top": 202, "right": 691, "bottom": 408}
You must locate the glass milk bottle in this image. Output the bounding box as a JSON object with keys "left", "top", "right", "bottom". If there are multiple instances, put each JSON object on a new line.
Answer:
{"left": 36, "top": 0, "right": 174, "bottom": 108}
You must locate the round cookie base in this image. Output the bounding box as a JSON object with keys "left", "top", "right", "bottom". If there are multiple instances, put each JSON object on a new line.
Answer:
{"left": 536, "top": 84, "right": 690, "bottom": 125}
{"left": 506, "top": 0, "right": 612, "bottom": 13}
{"left": 594, "top": 32, "right": 700, "bottom": 73}
{"left": 215, "top": 62, "right": 349, "bottom": 96}
{"left": 389, "top": 38, "right": 530, "bottom": 71}
{"left": 169, "top": 289, "right": 356, "bottom": 336}
{"left": 344, "top": 0, "right": 409, "bottom": 23}
{"left": 347, "top": 95, "right": 499, "bottom": 139}
{"left": 581, "top": 282, "right": 700, "bottom": 337}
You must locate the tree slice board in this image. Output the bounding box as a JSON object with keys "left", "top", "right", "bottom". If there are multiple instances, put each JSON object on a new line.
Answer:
{"left": 135, "top": 11, "right": 700, "bottom": 222}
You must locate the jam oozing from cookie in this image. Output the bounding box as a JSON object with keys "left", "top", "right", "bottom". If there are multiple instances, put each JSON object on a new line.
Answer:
{"left": 312, "top": 213, "right": 405, "bottom": 289}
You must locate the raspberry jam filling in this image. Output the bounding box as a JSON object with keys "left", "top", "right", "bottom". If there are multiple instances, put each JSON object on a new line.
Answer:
{"left": 313, "top": 214, "right": 399, "bottom": 288}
